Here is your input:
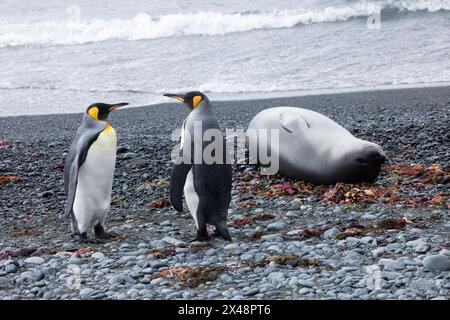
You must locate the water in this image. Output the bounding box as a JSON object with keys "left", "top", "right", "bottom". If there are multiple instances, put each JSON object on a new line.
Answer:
{"left": 0, "top": 0, "right": 449, "bottom": 116}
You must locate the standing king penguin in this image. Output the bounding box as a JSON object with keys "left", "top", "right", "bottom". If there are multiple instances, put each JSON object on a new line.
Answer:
{"left": 62, "top": 102, "right": 128, "bottom": 242}
{"left": 164, "top": 92, "right": 232, "bottom": 241}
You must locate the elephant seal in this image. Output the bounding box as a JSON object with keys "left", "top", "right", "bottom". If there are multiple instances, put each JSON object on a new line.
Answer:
{"left": 246, "top": 107, "right": 386, "bottom": 185}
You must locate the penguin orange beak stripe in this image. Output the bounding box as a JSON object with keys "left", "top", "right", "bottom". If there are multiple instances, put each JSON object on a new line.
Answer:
{"left": 108, "top": 103, "right": 128, "bottom": 112}
{"left": 163, "top": 93, "right": 185, "bottom": 103}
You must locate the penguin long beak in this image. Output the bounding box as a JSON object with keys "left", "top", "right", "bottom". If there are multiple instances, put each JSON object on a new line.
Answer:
{"left": 163, "top": 93, "right": 185, "bottom": 103}
{"left": 108, "top": 103, "right": 128, "bottom": 112}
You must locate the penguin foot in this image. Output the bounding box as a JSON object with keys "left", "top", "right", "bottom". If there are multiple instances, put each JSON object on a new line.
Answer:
{"left": 94, "top": 224, "right": 121, "bottom": 240}
{"left": 190, "top": 236, "right": 209, "bottom": 243}
{"left": 212, "top": 229, "right": 232, "bottom": 241}
{"left": 192, "top": 227, "right": 210, "bottom": 242}
{"left": 77, "top": 233, "right": 104, "bottom": 244}
{"left": 95, "top": 231, "right": 121, "bottom": 240}
{"left": 212, "top": 224, "right": 232, "bottom": 242}
{"left": 78, "top": 238, "right": 105, "bottom": 244}
{"left": 212, "top": 233, "right": 232, "bottom": 242}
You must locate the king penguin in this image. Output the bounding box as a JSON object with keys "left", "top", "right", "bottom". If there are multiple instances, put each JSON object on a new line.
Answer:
{"left": 61, "top": 102, "right": 128, "bottom": 243}
{"left": 164, "top": 91, "right": 232, "bottom": 241}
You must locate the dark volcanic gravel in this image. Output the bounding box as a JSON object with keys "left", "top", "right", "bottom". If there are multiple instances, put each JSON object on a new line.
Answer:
{"left": 0, "top": 86, "right": 449, "bottom": 300}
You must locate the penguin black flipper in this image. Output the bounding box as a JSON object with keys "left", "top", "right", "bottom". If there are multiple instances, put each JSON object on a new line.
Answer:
{"left": 61, "top": 114, "right": 107, "bottom": 219}
{"left": 169, "top": 162, "right": 192, "bottom": 212}
{"left": 169, "top": 119, "right": 194, "bottom": 212}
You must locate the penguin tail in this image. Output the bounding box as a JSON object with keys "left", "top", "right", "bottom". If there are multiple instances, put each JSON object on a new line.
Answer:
{"left": 215, "top": 221, "right": 232, "bottom": 242}
{"left": 171, "top": 199, "right": 184, "bottom": 212}
{"left": 58, "top": 207, "right": 71, "bottom": 220}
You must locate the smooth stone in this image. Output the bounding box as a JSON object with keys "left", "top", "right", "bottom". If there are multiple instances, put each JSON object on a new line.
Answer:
{"left": 224, "top": 243, "right": 239, "bottom": 251}
{"left": 267, "top": 245, "right": 283, "bottom": 254}
{"left": 151, "top": 261, "right": 168, "bottom": 269}
{"left": 167, "top": 292, "right": 182, "bottom": 300}
{"left": 361, "top": 236, "right": 377, "bottom": 246}
{"left": 298, "top": 279, "right": 314, "bottom": 288}
{"left": 43, "top": 291, "right": 53, "bottom": 299}
{"left": 5, "top": 263, "right": 19, "bottom": 274}
{"left": 268, "top": 272, "right": 285, "bottom": 285}
{"left": 386, "top": 243, "right": 402, "bottom": 252}
{"left": 266, "top": 222, "right": 286, "bottom": 232}
{"left": 380, "top": 272, "right": 401, "bottom": 280}
{"left": 372, "top": 247, "right": 386, "bottom": 258}
{"left": 244, "top": 288, "right": 260, "bottom": 296}
{"left": 108, "top": 274, "right": 136, "bottom": 285}
{"left": 423, "top": 255, "right": 450, "bottom": 271}
{"left": 150, "top": 240, "right": 167, "bottom": 248}
{"left": 379, "top": 258, "right": 405, "bottom": 271}
{"left": 240, "top": 253, "right": 253, "bottom": 261}
{"left": 406, "top": 239, "right": 430, "bottom": 253}
{"left": 91, "top": 252, "right": 106, "bottom": 261}
{"left": 344, "top": 250, "right": 363, "bottom": 259}
{"left": 140, "top": 277, "right": 151, "bottom": 284}
{"left": 260, "top": 234, "right": 282, "bottom": 242}
{"left": 298, "top": 288, "right": 310, "bottom": 295}
{"left": 162, "top": 237, "right": 184, "bottom": 246}
{"left": 21, "top": 271, "right": 45, "bottom": 281}
{"left": 79, "top": 288, "right": 94, "bottom": 299}
{"left": 221, "top": 274, "right": 232, "bottom": 283}
{"left": 323, "top": 228, "right": 340, "bottom": 239}
{"left": 24, "top": 257, "right": 45, "bottom": 264}
{"left": 361, "top": 213, "right": 377, "bottom": 220}
{"left": 68, "top": 255, "right": 82, "bottom": 265}
{"left": 142, "top": 268, "right": 153, "bottom": 274}
{"left": 150, "top": 277, "right": 167, "bottom": 286}
{"left": 209, "top": 256, "right": 218, "bottom": 264}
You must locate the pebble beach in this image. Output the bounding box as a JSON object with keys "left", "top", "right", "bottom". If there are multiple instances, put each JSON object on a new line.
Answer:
{"left": 0, "top": 86, "right": 449, "bottom": 300}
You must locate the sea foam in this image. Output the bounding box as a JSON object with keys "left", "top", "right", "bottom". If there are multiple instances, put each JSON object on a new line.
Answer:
{"left": 0, "top": 0, "right": 448, "bottom": 47}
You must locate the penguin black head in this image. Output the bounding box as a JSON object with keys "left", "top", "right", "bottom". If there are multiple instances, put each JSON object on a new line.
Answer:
{"left": 86, "top": 102, "right": 128, "bottom": 121}
{"left": 163, "top": 91, "right": 208, "bottom": 110}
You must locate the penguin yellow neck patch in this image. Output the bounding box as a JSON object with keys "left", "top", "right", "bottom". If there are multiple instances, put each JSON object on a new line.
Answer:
{"left": 103, "top": 122, "right": 114, "bottom": 133}
{"left": 88, "top": 106, "right": 99, "bottom": 120}
{"left": 193, "top": 95, "right": 202, "bottom": 109}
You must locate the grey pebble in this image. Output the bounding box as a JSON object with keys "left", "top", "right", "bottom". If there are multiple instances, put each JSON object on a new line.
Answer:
{"left": 423, "top": 255, "right": 450, "bottom": 271}
{"left": 266, "top": 222, "right": 286, "bottom": 231}
{"left": 108, "top": 273, "right": 136, "bottom": 285}
{"left": 24, "top": 257, "right": 45, "bottom": 265}
{"left": 244, "top": 288, "right": 260, "bottom": 296}
{"left": 21, "top": 271, "right": 45, "bottom": 281}
{"left": 5, "top": 263, "right": 19, "bottom": 274}
{"left": 323, "top": 228, "right": 340, "bottom": 239}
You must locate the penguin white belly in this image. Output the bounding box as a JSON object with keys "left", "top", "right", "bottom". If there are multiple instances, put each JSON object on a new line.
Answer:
{"left": 184, "top": 169, "right": 199, "bottom": 229}
{"left": 73, "top": 126, "right": 117, "bottom": 233}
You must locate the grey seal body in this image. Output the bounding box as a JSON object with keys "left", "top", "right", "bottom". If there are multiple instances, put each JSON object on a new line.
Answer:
{"left": 165, "top": 92, "right": 232, "bottom": 241}
{"left": 63, "top": 103, "right": 127, "bottom": 242}
{"left": 247, "top": 107, "right": 386, "bottom": 185}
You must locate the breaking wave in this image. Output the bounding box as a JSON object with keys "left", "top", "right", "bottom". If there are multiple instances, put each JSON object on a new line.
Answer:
{"left": 0, "top": 0, "right": 448, "bottom": 47}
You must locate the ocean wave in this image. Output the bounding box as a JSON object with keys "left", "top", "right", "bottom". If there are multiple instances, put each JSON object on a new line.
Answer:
{"left": 0, "top": 0, "right": 448, "bottom": 47}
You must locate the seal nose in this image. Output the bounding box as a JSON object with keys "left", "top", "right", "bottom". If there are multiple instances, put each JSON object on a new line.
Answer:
{"left": 355, "top": 148, "right": 386, "bottom": 167}
{"left": 366, "top": 150, "right": 386, "bottom": 166}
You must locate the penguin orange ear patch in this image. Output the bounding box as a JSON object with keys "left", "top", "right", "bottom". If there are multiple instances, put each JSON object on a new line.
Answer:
{"left": 193, "top": 95, "right": 202, "bottom": 109}
{"left": 88, "top": 106, "right": 99, "bottom": 120}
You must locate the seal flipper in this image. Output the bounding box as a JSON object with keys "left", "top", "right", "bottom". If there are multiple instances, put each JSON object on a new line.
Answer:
{"left": 169, "top": 163, "right": 192, "bottom": 212}
{"left": 279, "top": 111, "right": 310, "bottom": 133}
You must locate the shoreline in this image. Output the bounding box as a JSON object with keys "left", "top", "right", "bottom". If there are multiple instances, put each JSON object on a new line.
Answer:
{"left": 1, "top": 83, "right": 449, "bottom": 119}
